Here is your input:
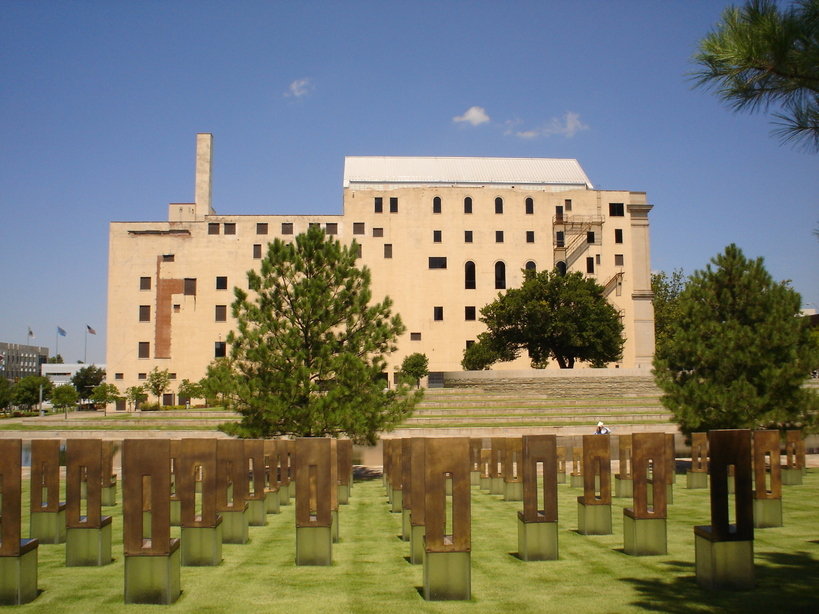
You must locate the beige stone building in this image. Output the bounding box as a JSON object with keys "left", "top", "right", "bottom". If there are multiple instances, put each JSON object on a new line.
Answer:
{"left": 106, "top": 134, "right": 655, "bottom": 406}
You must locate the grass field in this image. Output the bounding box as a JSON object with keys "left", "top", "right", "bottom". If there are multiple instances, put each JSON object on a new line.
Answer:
{"left": 11, "top": 469, "right": 819, "bottom": 613}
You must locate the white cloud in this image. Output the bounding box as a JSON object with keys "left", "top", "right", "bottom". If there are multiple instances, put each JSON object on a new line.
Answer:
{"left": 544, "top": 111, "right": 589, "bottom": 137}
{"left": 453, "top": 106, "right": 490, "bottom": 126}
{"left": 285, "top": 77, "right": 314, "bottom": 98}
{"left": 508, "top": 111, "right": 590, "bottom": 139}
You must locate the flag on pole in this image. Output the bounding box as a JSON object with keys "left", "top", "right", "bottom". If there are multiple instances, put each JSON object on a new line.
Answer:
{"left": 27, "top": 327, "right": 34, "bottom": 339}
{"left": 57, "top": 326, "right": 67, "bottom": 337}
{"left": 86, "top": 325, "right": 97, "bottom": 335}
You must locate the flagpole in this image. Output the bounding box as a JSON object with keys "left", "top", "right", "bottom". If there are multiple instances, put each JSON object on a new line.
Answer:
{"left": 55, "top": 330, "right": 59, "bottom": 358}
{"left": 84, "top": 328, "right": 88, "bottom": 363}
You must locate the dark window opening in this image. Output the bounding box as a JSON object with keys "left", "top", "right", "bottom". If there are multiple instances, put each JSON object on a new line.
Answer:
{"left": 495, "top": 262, "right": 506, "bottom": 289}
{"left": 223, "top": 223, "right": 236, "bottom": 235}
{"left": 465, "top": 306, "right": 476, "bottom": 321}
{"left": 465, "top": 261, "right": 476, "bottom": 289}
{"left": 215, "top": 341, "right": 226, "bottom": 358}
{"left": 115, "top": 373, "right": 124, "bottom": 380}
{"left": 433, "top": 306, "right": 444, "bottom": 321}
{"left": 433, "top": 197, "right": 442, "bottom": 214}
{"left": 353, "top": 222, "right": 365, "bottom": 235}
{"left": 389, "top": 197, "right": 398, "bottom": 213}
{"left": 433, "top": 230, "right": 442, "bottom": 243}
{"left": 325, "top": 223, "right": 338, "bottom": 235}
{"left": 281, "top": 222, "right": 294, "bottom": 235}
{"left": 464, "top": 230, "right": 473, "bottom": 243}
{"left": 609, "top": 202, "right": 625, "bottom": 216}
{"left": 614, "top": 228, "right": 623, "bottom": 243}
{"left": 556, "top": 261, "right": 567, "bottom": 275}
{"left": 162, "top": 254, "right": 174, "bottom": 262}
{"left": 495, "top": 230, "right": 504, "bottom": 243}
{"left": 184, "top": 278, "right": 197, "bottom": 296}
{"left": 495, "top": 197, "right": 503, "bottom": 214}
{"left": 615, "top": 254, "right": 624, "bottom": 266}
{"left": 586, "top": 257, "right": 595, "bottom": 274}
{"left": 139, "top": 305, "right": 150, "bottom": 322}
{"left": 565, "top": 199, "right": 572, "bottom": 211}
{"left": 410, "top": 332, "right": 422, "bottom": 341}
{"left": 208, "top": 223, "right": 220, "bottom": 235}
{"left": 384, "top": 244, "right": 393, "bottom": 258}
{"left": 373, "top": 227, "right": 384, "bottom": 237}
{"left": 256, "top": 222, "right": 268, "bottom": 235}
{"left": 374, "top": 197, "right": 383, "bottom": 213}
{"left": 526, "top": 231, "right": 535, "bottom": 243}
{"left": 525, "top": 197, "right": 534, "bottom": 215}
{"left": 587, "top": 231, "right": 595, "bottom": 243}
{"left": 429, "top": 257, "right": 448, "bottom": 269}
{"left": 215, "top": 305, "right": 227, "bottom": 322}
{"left": 138, "top": 342, "right": 150, "bottom": 359}
{"left": 556, "top": 231, "right": 565, "bottom": 247}
{"left": 216, "top": 276, "right": 227, "bottom": 290}
{"left": 253, "top": 244, "right": 262, "bottom": 259}
{"left": 525, "top": 261, "right": 536, "bottom": 271}
{"left": 464, "top": 197, "right": 473, "bottom": 214}
{"left": 140, "top": 276, "right": 152, "bottom": 290}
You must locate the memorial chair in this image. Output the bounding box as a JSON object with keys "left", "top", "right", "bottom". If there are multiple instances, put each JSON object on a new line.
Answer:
{"left": 66, "top": 439, "right": 113, "bottom": 566}
{"left": 752, "top": 430, "right": 782, "bottom": 528}
{"left": 0, "top": 440, "right": 39, "bottom": 605}
{"left": 623, "top": 433, "right": 667, "bottom": 555}
{"left": 687, "top": 432, "right": 709, "bottom": 489}
{"left": 577, "top": 434, "right": 612, "bottom": 535}
{"left": 294, "top": 438, "right": 334, "bottom": 565}
{"left": 517, "top": 435, "right": 559, "bottom": 561}
{"left": 29, "top": 439, "right": 66, "bottom": 544}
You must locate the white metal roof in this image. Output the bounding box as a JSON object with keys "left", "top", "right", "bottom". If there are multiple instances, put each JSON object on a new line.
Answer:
{"left": 343, "top": 156, "right": 593, "bottom": 189}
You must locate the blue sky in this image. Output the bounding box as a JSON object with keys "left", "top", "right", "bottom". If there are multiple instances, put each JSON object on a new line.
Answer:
{"left": 1, "top": 1, "right": 817, "bottom": 366}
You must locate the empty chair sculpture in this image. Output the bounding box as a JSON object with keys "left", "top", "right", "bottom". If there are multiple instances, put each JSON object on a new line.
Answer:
{"left": 0, "top": 439, "right": 39, "bottom": 605}
{"left": 517, "top": 435, "right": 559, "bottom": 561}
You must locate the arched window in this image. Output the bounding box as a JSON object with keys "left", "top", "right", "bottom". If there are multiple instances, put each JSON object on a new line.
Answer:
{"left": 495, "top": 197, "right": 504, "bottom": 214}
{"left": 525, "top": 261, "right": 536, "bottom": 272}
{"left": 464, "top": 197, "right": 473, "bottom": 214}
{"left": 495, "top": 261, "right": 506, "bottom": 289}
{"left": 525, "top": 197, "right": 534, "bottom": 214}
{"left": 433, "top": 196, "right": 442, "bottom": 214}
{"left": 465, "top": 261, "right": 476, "bottom": 289}
{"left": 556, "top": 261, "right": 567, "bottom": 276}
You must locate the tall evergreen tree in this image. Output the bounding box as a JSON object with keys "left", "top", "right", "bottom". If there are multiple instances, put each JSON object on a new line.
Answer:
{"left": 654, "top": 244, "right": 819, "bottom": 435}
{"left": 466, "top": 269, "right": 624, "bottom": 369}
{"left": 651, "top": 269, "right": 687, "bottom": 354}
{"left": 691, "top": 0, "right": 819, "bottom": 151}
{"left": 224, "top": 226, "right": 419, "bottom": 442}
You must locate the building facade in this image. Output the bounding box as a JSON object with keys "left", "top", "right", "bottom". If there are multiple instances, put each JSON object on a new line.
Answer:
{"left": 106, "top": 134, "right": 655, "bottom": 403}
{"left": 0, "top": 342, "right": 49, "bottom": 382}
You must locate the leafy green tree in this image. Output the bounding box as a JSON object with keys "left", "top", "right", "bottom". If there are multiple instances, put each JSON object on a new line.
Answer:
{"left": 11, "top": 375, "right": 52, "bottom": 409}
{"left": 125, "top": 385, "right": 148, "bottom": 410}
{"left": 224, "top": 225, "right": 419, "bottom": 443}
{"left": 400, "top": 353, "right": 429, "bottom": 388}
{"left": 654, "top": 244, "right": 819, "bottom": 435}
{"left": 47, "top": 354, "right": 64, "bottom": 364}
{"left": 0, "top": 377, "right": 13, "bottom": 411}
{"left": 177, "top": 379, "right": 204, "bottom": 406}
{"left": 51, "top": 384, "right": 79, "bottom": 411}
{"left": 145, "top": 367, "right": 171, "bottom": 405}
{"left": 691, "top": 0, "right": 819, "bottom": 151}
{"left": 651, "top": 269, "right": 687, "bottom": 354}
{"left": 91, "top": 382, "right": 121, "bottom": 407}
{"left": 468, "top": 269, "right": 624, "bottom": 369}
{"left": 461, "top": 336, "right": 517, "bottom": 371}
{"left": 199, "top": 359, "right": 235, "bottom": 408}
{"left": 71, "top": 365, "right": 105, "bottom": 400}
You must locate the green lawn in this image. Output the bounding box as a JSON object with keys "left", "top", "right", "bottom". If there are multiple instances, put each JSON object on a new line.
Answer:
{"left": 12, "top": 469, "right": 819, "bottom": 613}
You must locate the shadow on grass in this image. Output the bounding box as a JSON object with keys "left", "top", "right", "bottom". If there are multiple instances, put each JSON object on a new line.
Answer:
{"left": 620, "top": 551, "right": 819, "bottom": 613}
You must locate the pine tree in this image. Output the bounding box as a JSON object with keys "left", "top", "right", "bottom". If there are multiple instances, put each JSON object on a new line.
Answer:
{"left": 224, "top": 226, "right": 419, "bottom": 442}
{"left": 653, "top": 244, "right": 819, "bottom": 435}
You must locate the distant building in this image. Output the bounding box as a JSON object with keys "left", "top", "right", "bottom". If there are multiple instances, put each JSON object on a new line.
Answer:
{"left": 106, "top": 134, "right": 656, "bottom": 404}
{"left": 41, "top": 363, "right": 106, "bottom": 387}
{"left": 0, "top": 342, "right": 49, "bottom": 382}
